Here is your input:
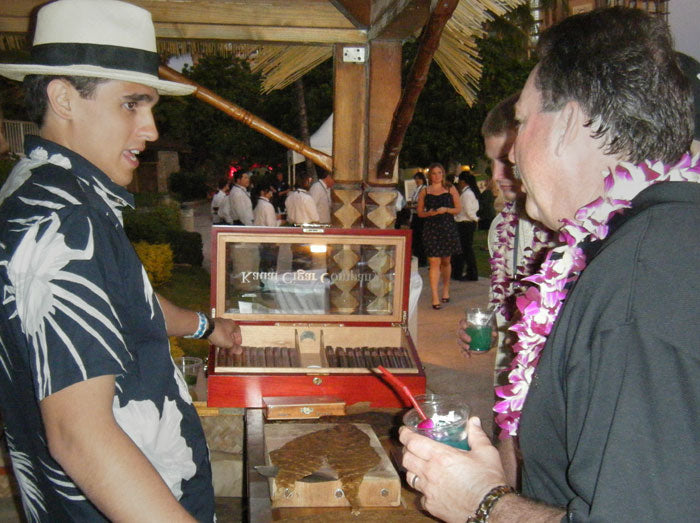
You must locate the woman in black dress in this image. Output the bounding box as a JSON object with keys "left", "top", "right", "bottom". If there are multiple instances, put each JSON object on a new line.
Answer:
{"left": 417, "top": 163, "right": 461, "bottom": 309}
{"left": 409, "top": 172, "right": 428, "bottom": 266}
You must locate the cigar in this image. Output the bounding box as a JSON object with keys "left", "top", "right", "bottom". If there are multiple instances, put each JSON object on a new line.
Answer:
{"left": 370, "top": 349, "right": 382, "bottom": 368}
{"left": 290, "top": 347, "right": 301, "bottom": 367}
{"left": 325, "top": 345, "right": 337, "bottom": 368}
{"left": 264, "top": 346, "right": 275, "bottom": 367}
{"left": 379, "top": 348, "right": 391, "bottom": 367}
{"left": 337, "top": 347, "right": 348, "bottom": 368}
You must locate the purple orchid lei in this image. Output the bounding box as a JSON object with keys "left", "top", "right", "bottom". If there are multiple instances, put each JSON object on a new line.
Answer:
{"left": 494, "top": 153, "right": 700, "bottom": 438}
{"left": 489, "top": 201, "right": 556, "bottom": 321}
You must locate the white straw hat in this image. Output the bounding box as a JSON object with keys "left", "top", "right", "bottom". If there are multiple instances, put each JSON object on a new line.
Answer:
{"left": 0, "top": 0, "right": 195, "bottom": 96}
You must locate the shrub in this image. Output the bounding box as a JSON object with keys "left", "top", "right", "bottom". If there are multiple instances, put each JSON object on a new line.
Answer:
{"left": 169, "top": 170, "right": 208, "bottom": 202}
{"left": 124, "top": 201, "right": 181, "bottom": 243}
{"left": 133, "top": 241, "right": 174, "bottom": 287}
{"left": 0, "top": 155, "right": 20, "bottom": 188}
{"left": 167, "top": 230, "right": 204, "bottom": 267}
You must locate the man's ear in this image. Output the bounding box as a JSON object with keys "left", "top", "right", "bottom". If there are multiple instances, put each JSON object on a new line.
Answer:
{"left": 553, "top": 101, "right": 584, "bottom": 157}
{"left": 45, "top": 79, "right": 74, "bottom": 120}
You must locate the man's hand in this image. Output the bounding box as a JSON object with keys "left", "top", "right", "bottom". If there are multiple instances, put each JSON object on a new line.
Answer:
{"left": 208, "top": 317, "right": 242, "bottom": 355}
{"left": 400, "top": 417, "right": 507, "bottom": 523}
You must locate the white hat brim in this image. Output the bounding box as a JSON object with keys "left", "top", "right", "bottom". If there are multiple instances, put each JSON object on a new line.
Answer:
{"left": 0, "top": 63, "right": 195, "bottom": 96}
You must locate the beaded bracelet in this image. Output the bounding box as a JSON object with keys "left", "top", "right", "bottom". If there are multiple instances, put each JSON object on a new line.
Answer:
{"left": 185, "top": 312, "right": 210, "bottom": 339}
{"left": 466, "top": 485, "right": 517, "bottom": 523}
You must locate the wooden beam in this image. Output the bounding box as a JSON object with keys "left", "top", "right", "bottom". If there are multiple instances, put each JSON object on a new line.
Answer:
{"left": 158, "top": 65, "right": 333, "bottom": 173}
{"left": 367, "top": 0, "right": 428, "bottom": 40}
{"left": 329, "top": 0, "right": 371, "bottom": 28}
{"left": 367, "top": 41, "right": 402, "bottom": 186}
{"left": 332, "top": 44, "right": 368, "bottom": 183}
{"left": 370, "top": 0, "right": 432, "bottom": 41}
{"left": 375, "top": 0, "right": 459, "bottom": 179}
{"left": 153, "top": 23, "right": 367, "bottom": 45}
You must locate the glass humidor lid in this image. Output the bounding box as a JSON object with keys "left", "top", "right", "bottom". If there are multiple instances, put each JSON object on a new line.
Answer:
{"left": 213, "top": 228, "right": 409, "bottom": 324}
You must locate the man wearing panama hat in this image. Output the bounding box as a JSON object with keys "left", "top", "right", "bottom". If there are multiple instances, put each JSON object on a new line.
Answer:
{"left": 0, "top": 1, "right": 241, "bottom": 520}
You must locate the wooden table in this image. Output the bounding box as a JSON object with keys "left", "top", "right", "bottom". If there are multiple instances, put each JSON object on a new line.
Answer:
{"left": 244, "top": 408, "right": 437, "bottom": 522}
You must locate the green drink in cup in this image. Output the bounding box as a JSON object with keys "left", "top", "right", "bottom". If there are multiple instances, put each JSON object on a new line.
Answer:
{"left": 465, "top": 307, "right": 495, "bottom": 352}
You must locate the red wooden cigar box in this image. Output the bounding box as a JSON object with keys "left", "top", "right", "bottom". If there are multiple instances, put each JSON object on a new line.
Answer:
{"left": 206, "top": 225, "right": 426, "bottom": 408}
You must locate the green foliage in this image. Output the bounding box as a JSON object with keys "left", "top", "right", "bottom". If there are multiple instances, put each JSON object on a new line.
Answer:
{"left": 167, "top": 229, "right": 204, "bottom": 267}
{"left": 158, "top": 265, "right": 213, "bottom": 359}
{"left": 401, "top": 8, "right": 536, "bottom": 169}
{"left": 154, "top": 55, "right": 333, "bottom": 182}
{"left": 168, "top": 169, "right": 208, "bottom": 201}
{"left": 123, "top": 202, "right": 180, "bottom": 243}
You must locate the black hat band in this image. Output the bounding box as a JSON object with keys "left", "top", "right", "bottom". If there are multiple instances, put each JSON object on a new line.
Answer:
{"left": 32, "top": 42, "right": 160, "bottom": 76}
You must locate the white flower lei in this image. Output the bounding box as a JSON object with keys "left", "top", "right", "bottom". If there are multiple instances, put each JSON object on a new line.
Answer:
{"left": 489, "top": 201, "right": 556, "bottom": 321}
{"left": 494, "top": 153, "right": 700, "bottom": 438}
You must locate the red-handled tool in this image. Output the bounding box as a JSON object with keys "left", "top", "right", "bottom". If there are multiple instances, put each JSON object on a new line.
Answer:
{"left": 377, "top": 365, "right": 434, "bottom": 429}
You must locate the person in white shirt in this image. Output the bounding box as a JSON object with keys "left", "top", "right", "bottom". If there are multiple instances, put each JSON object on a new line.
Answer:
{"left": 254, "top": 183, "right": 278, "bottom": 226}
{"left": 451, "top": 171, "right": 480, "bottom": 281}
{"left": 226, "top": 171, "right": 254, "bottom": 225}
{"left": 285, "top": 172, "right": 319, "bottom": 225}
{"left": 309, "top": 171, "right": 334, "bottom": 224}
{"left": 211, "top": 178, "right": 229, "bottom": 224}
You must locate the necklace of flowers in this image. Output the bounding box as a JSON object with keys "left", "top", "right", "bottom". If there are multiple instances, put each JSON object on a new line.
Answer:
{"left": 489, "top": 201, "right": 556, "bottom": 321}
{"left": 494, "top": 153, "right": 700, "bottom": 438}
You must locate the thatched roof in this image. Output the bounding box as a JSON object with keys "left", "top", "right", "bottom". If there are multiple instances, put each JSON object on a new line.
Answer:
{"left": 1, "top": 0, "right": 524, "bottom": 103}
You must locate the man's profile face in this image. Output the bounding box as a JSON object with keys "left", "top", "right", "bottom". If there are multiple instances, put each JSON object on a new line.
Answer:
{"left": 510, "top": 68, "right": 566, "bottom": 230}
{"left": 65, "top": 79, "right": 159, "bottom": 187}
{"left": 239, "top": 173, "right": 250, "bottom": 188}
{"left": 484, "top": 130, "right": 520, "bottom": 202}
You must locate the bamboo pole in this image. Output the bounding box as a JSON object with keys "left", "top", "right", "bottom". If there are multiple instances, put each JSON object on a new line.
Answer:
{"left": 375, "top": 0, "right": 459, "bottom": 179}
{"left": 158, "top": 65, "right": 333, "bottom": 173}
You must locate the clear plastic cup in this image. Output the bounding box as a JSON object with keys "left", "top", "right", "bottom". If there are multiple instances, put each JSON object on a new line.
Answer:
{"left": 465, "top": 306, "right": 495, "bottom": 352}
{"left": 175, "top": 356, "right": 203, "bottom": 386}
{"left": 402, "top": 394, "right": 470, "bottom": 450}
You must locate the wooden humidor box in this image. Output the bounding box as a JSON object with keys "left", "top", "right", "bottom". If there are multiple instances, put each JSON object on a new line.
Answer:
{"left": 207, "top": 226, "right": 426, "bottom": 408}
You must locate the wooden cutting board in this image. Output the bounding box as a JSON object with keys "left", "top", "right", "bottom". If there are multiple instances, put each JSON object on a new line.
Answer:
{"left": 264, "top": 423, "right": 401, "bottom": 508}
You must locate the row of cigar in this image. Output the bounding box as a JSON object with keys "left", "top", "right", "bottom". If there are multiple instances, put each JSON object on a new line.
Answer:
{"left": 222, "top": 346, "right": 301, "bottom": 368}
{"left": 325, "top": 346, "right": 415, "bottom": 369}
{"left": 216, "top": 345, "right": 415, "bottom": 369}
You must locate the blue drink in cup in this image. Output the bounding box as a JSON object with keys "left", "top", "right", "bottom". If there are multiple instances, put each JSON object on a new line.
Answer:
{"left": 403, "top": 394, "right": 470, "bottom": 450}
{"left": 466, "top": 307, "right": 494, "bottom": 352}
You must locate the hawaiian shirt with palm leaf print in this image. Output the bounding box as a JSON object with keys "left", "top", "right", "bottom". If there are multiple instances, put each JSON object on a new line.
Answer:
{"left": 0, "top": 136, "right": 214, "bottom": 522}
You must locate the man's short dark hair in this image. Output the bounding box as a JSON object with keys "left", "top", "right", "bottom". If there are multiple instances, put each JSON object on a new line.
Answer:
{"left": 535, "top": 7, "right": 692, "bottom": 164}
{"left": 257, "top": 182, "right": 272, "bottom": 194}
{"left": 233, "top": 170, "right": 248, "bottom": 183}
{"left": 217, "top": 178, "right": 229, "bottom": 190}
{"left": 295, "top": 171, "right": 312, "bottom": 189}
{"left": 481, "top": 92, "right": 519, "bottom": 138}
{"left": 23, "top": 75, "right": 108, "bottom": 126}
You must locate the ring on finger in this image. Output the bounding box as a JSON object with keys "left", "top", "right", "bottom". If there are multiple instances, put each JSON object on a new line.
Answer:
{"left": 410, "top": 474, "right": 419, "bottom": 489}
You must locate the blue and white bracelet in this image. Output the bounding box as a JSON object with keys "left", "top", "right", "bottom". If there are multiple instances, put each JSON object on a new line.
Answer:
{"left": 185, "top": 312, "right": 214, "bottom": 339}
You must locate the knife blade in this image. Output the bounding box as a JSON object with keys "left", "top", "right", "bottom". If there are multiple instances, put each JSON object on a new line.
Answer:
{"left": 253, "top": 465, "right": 338, "bottom": 483}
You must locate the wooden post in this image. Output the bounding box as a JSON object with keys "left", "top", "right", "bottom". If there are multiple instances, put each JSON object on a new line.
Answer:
{"left": 331, "top": 44, "right": 369, "bottom": 183}
{"left": 367, "top": 40, "right": 402, "bottom": 187}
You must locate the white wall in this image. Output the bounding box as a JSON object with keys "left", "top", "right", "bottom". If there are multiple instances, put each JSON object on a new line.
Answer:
{"left": 669, "top": 0, "right": 700, "bottom": 61}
